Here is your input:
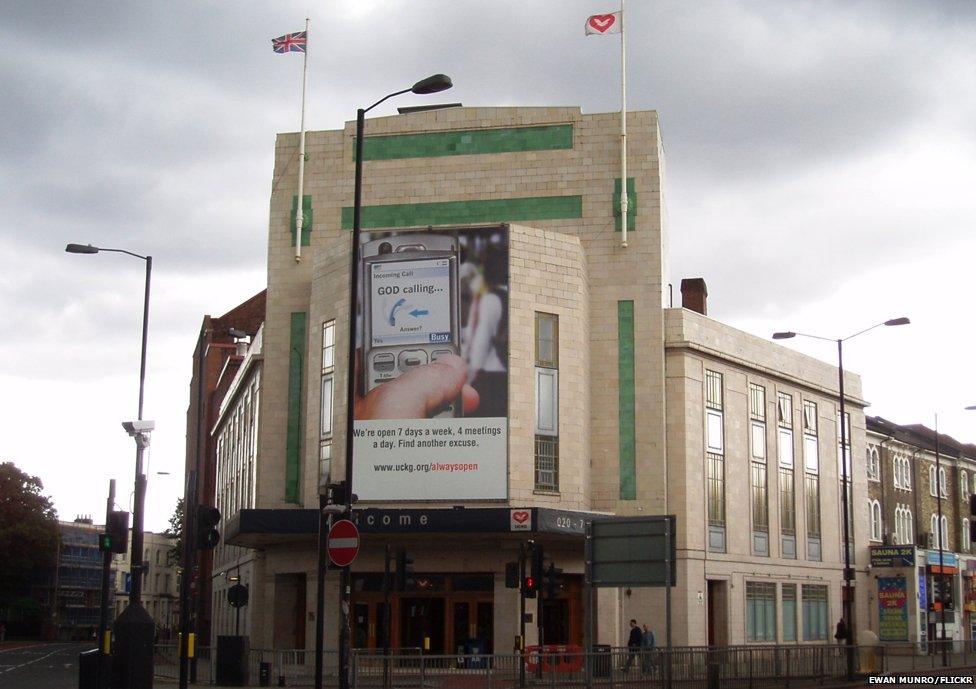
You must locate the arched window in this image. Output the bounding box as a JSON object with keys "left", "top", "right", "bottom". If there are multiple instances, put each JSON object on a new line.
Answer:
{"left": 930, "top": 465, "right": 938, "bottom": 496}
{"left": 869, "top": 500, "right": 882, "bottom": 541}
{"left": 902, "top": 458, "right": 912, "bottom": 490}
{"left": 867, "top": 446, "right": 880, "bottom": 480}
{"left": 939, "top": 468, "right": 948, "bottom": 497}
{"left": 962, "top": 519, "right": 971, "bottom": 553}
{"left": 942, "top": 515, "right": 949, "bottom": 550}
{"left": 931, "top": 514, "right": 940, "bottom": 546}
{"left": 961, "top": 471, "right": 969, "bottom": 501}
{"left": 905, "top": 508, "right": 913, "bottom": 545}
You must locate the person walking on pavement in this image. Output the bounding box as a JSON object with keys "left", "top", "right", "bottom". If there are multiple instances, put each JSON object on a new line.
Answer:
{"left": 641, "top": 623, "right": 656, "bottom": 673}
{"left": 622, "top": 619, "right": 642, "bottom": 671}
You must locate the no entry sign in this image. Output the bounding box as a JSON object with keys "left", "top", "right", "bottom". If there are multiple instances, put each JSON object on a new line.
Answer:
{"left": 327, "top": 519, "right": 360, "bottom": 568}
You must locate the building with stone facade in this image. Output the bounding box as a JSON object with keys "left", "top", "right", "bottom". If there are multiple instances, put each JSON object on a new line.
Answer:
{"left": 113, "top": 530, "right": 179, "bottom": 638}
{"left": 865, "top": 416, "right": 976, "bottom": 647}
{"left": 214, "top": 105, "right": 870, "bottom": 652}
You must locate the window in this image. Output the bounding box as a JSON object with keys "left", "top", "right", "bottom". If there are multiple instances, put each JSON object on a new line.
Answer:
{"left": 534, "top": 313, "right": 558, "bottom": 491}
{"left": 801, "top": 585, "right": 829, "bottom": 641}
{"left": 939, "top": 468, "right": 948, "bottom": 498}
{"left": 803, "top": 400, "right": 820, "bottom": 560}
{"left": 930, "top": 514, "right": 949, "bottom": 550}
{"left": 962, "top": 471, "right": 970, "bottom": 502}
{"left": 867, "top": 445, "right": 880, "bottom": 481}
{"left": 894, "top": 504, "right": 913, "bottom": 546}
{"left": 746, "top": 582, "right": 777, "bottom": 642}
{"left": 535, "top": 313, "right": 558, "bottom": 368}
{"left": 706, "top": 371, "right": 725, "bottom": 553}
{"left": 869, "top": 500, "right": 882, "bottom": 542}
{"left": 751, "top": 385, "right": 769, "bottom": 556}
{"left": 929, "top": 465, "right": 938, "bottom": 497}
{"left": 962, "top": 519, "right": 971, "bottom": 553}
{"left": 778, "top": 392, "right": 795, "bottom": 557}
{"left": 321, "top": 320, "right": 335, "bottom": 372}
{"left": 782, "top": 584, "right": 797, "bottom": 642}
{"left": 320, "top": 319, "right": 336, "bottom": 486}
{"left": 894, "top": 455, "right": 911, "bottom": 491}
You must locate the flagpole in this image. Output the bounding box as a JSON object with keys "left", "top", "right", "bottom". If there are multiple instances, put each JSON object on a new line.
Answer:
{"left": 294, "top": 17, "right": 310, "bottom": 263}
{"left": 619, "top": 0, "right": 628, "bottom": 249}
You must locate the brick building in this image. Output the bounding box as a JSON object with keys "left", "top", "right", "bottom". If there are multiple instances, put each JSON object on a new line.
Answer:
{"left": 865, "top": 416, "right": 976, "bottom": 646}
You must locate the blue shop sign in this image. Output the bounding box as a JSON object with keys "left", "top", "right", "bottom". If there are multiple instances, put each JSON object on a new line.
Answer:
{"left": 925, "top": 551, "right": 958, "bottom": 568}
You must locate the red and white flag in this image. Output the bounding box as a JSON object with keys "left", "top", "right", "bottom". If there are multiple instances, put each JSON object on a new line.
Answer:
{"left": 585, "top": 12, "right": 621, "bottom": 35}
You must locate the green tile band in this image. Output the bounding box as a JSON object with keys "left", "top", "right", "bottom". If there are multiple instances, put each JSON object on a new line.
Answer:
{"left": 291, "top": 195, "right": 312, "bottom": 247}
{"left": 355, "top": 124, "right": 573, "bottom": 161}
{"left": 614, "top": 178, "right": 637, "bottom": 232}
{"left": 286, "top": 311, "right": 307, "bottom": 503}
{"left": 340, "top": 195, "right": 582, "bottom": 230}
{"left": 618, "top": 300, "right": 637, "bottom": 499}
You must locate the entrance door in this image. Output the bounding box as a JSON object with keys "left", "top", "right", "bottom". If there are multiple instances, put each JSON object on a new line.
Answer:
{"left": 451, "top": 599, "right": 495, "bottom": 653}
{"left": 400, "top": 597, "right": 446, "bottom": 653}
{"left": 542, "top": 599, "right": 570, "bottom": 645}
{"left": 707, "top": 580, "right": 728, "bottom": 646}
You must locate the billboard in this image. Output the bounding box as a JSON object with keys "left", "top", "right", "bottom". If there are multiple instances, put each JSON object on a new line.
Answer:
{"left": 352, "top": 226, "right": 509, "bottom": 500}
{"left": 877, "top": 576, "right": 909, "bottom": 641}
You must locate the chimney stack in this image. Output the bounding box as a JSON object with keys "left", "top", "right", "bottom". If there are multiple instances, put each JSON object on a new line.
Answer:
{"left": 680, "top": 278, "right": 708, "bottom": 316}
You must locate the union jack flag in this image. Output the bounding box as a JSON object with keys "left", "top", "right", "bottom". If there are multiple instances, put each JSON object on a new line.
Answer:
{"left": 272, "top": 31, "right": 307, "bottom": 53}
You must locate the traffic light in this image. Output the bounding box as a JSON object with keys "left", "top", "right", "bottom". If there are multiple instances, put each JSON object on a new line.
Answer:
{"left": 395, "top": 547, "right": 415, "bottom": 591}
{"left": 522, "top": 574, "right": 538, "bottom": 598}
{"left": 543, "top": 562, "right": 564, "bottom": 599}
{"left": 196, "top": 505, "right": 221, "bottom": 550}
{"left": 99, "top": 510, "right": 129, "bottom": 554}
{"left": 505, "top": 562, "right": 519, "bottom": 588}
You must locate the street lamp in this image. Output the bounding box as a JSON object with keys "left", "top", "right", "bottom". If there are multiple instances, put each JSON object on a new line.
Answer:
{"left": 67, "top": 242, "right": 155, "bottom": 688}
{"left": 312, "top": 74, "right": 453, "bottom": 689}
{"left": 773, "top": 316, "right": 909, "bottom": 680}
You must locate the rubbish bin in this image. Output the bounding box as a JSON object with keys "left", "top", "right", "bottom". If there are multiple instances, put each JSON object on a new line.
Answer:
{"left": 591, "top": 644, "right": 611, "bottom": 678}
{"left": 78, "top": 648, "right": 102, "bottom": 689}
{"left": 259, "top": 661, "right": 271, "bottom": 687}
{"left": 464, "top": 639, "right": 487, "bottom": 669}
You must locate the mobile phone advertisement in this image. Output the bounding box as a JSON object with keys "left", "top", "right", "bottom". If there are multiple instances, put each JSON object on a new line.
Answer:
{"left": 353, "top": 226, "right": 509, "bottom": 501}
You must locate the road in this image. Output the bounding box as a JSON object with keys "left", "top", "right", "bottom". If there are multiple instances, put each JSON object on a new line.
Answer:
{"left": 0, "top": 642, "right": 94, "bottom": 689}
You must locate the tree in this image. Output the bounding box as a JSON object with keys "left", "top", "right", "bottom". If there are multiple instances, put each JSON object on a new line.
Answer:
{"left": 164, "top": 496, "right": 183, "bottom": 564}
{"left": 0, "top": 462, "right": 58, "bottom": 609}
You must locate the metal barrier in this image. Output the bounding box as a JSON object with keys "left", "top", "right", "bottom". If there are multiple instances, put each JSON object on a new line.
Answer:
{"left": 153, "top": 643, "right": 213, "bottom": 684}
{"left": 150, "top": 642, "right": 976, "bottom": 687}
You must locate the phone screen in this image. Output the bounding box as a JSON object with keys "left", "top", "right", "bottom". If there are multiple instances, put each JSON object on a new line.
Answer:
{"left": 369, "top": 258, "right": 453, "bottom": 347}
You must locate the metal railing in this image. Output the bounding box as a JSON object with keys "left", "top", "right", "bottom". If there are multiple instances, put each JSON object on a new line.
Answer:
{"left": 150, "top": 642, "right": 976, "bottom": 687}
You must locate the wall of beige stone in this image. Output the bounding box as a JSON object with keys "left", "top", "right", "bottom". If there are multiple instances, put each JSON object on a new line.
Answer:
{"left": 663, "top": 307, "right": 870, "bottom": 644}
{"left": 261, "top": 107, "right": 666, "bottom": 518}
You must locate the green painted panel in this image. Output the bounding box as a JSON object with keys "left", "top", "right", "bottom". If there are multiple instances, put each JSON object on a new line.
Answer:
{"left": 340, "top": 195, "right": 582, "bottom": 230}
{"left": 290, "top": 195, "right": 312, "bottom": 247}
{"left": 618, "top": 301, "right": 637, "bottom": 500}
{"left": 613, "top": 177, "right": 637, "bottom": 232}
{"left": 355, "top": 124, "right": 573, "bottom": 161}
{"left": 286, "top": 311, "right": 307, "bottom": 503}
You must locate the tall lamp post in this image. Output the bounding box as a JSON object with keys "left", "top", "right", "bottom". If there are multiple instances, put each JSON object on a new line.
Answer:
{"left": 67, "top": 243, "right": 156, "bottom": 689}
{"left": 773, "top": 317, "right": 909, "bottom": 680}
{"left": 315, "top": 74, "right": 454, "bottom": 689}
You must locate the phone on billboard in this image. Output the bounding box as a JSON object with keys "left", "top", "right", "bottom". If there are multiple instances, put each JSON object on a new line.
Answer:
{"left": 361, "top": 233, "right": 461, "bottom": 418}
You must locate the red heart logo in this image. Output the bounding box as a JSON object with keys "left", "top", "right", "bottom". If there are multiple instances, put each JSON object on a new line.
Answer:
{"left": 513, "top": 511, "right": 529, "bottom": 524}
{"left": 588, "top": 15, "right": 616, "bottom": 33}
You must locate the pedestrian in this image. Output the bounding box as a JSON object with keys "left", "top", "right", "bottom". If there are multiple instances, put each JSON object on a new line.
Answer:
{"left": 640, "top": 623, "right": 655, "bottom": 673}
{"left": 622, "top": 619, "right": 642, "bottom": 671}
{"left": 834, "top": 618, "right": 847, "bottom": 644}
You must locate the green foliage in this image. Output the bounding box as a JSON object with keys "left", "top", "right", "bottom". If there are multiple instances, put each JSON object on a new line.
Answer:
{"left": 164, "top": 496, "right": 183, "bottom": 562}
{"left": 0, "top": 462, "right": 58, "bottom": 606}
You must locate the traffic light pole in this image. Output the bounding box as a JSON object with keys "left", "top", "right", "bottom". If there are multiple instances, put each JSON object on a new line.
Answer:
{"left": 518, "top": 544, "right": 526, "bottom": 689}
{"left": 98, "top": 479, "right": 116, "bottom": 687}
{"left": 178, "top": 470, "right": 197, "bottom": 689}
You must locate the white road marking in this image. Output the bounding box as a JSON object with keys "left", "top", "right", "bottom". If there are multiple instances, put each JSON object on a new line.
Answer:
{"left": 0, "top": 645, "right": 72, "bottom": 674}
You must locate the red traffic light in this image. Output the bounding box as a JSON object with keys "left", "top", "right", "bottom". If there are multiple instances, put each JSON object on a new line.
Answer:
{"left": 524, "top": 576, "right": 537, "bottom": 590}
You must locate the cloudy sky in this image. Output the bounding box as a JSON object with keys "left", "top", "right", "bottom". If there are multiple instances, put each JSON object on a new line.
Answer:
{"left": 1, "top": 1, "right": 974, "bottom": 532}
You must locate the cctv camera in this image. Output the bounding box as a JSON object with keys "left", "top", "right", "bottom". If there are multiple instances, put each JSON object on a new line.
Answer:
{"left": 122, "top": 420, "right": 156, "bottom": 435}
